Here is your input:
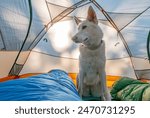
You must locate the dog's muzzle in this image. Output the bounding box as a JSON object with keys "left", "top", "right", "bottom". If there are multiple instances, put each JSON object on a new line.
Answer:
{"left": 72, "top": 36, "right": 80, "bottom": 43}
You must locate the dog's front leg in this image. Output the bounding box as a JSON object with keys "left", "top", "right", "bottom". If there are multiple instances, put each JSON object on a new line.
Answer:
{"left": 77, "top": 72, "right": 85, "bottom": 98}
{"left": 99, "top": 71, "right": 111, "bottom": 101}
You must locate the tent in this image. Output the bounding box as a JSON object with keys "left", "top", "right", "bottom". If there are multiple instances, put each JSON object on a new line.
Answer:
{"left": 0, "top": 0, "right": 150, "bottom": 87}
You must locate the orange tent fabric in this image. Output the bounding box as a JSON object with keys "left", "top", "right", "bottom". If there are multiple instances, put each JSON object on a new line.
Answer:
{"left": 0, "top": 72, "right": 121, "bottom": 88}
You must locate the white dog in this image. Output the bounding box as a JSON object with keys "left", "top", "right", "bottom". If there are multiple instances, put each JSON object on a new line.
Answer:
{"left": 72, "top": 6, "right": 111, "bottom": 101}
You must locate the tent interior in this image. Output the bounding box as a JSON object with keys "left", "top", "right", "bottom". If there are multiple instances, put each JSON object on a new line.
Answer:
{"left": 0, "top": 0, "right": 150, "bottom": 100}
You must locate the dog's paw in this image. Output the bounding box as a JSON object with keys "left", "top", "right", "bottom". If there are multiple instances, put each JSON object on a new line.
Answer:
{"left": 101, "top": 96, "right": 106, "bottom": 101}
{"left": 105, "top": 92, "right": 111, "bottom": 101}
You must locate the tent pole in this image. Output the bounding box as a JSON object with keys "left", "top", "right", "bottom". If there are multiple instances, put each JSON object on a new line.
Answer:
{"left": 91, "top": 0, "right": 139, "bottom": 79}
{"left": 28, "top": 0, "right": 90, "bottom": 50}
{"left": 18, "top": 0, "right": 90, "bottom": 75}
{"left": 8, "top": 0, "right": 33, "bottom": 76}
{"left": 0, "top": 29, "right": 6, "bottom": 50}
{"left": 147, "top": 31, "right": 150, "bottom": 63}
{"left": 120, "top": 7, "right": 150, "bottom": 32}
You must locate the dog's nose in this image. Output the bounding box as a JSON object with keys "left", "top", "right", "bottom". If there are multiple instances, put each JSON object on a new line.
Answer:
{"left": 72, "top": 36, "right": 79, "bottom": 43}
{"left": 72, "top": 35, "right": 77, "bottom": 41}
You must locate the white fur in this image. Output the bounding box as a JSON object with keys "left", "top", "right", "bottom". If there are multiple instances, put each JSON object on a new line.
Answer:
{"left": 72, "top": 6, "right": 111, "bottom": 101}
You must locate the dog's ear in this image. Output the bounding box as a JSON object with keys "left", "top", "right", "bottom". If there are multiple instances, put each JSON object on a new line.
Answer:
{"left": 73, "top": 16, "right": 81, "bottom": 25}
{"left": 87, "top": 6, "right": 98, "bottom": 24}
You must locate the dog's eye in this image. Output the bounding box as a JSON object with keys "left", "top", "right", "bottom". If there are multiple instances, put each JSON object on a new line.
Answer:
{"left": 82, "top": 25, "right": 87, "bottom": 29}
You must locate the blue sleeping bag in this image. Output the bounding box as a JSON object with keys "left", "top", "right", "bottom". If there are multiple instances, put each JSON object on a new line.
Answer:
{"left": 0, "top": 69, "right": 81, "bottom": 101}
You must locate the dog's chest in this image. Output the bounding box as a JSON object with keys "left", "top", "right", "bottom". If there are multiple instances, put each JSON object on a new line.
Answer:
{"left": 80, "top": 55, "right": 101, "bottom": 72}
{"left": 79, "top": 46, "right": 105, "bottom": 85}
{"left": 79, "top": 45, "right": 105, "bottom": 70}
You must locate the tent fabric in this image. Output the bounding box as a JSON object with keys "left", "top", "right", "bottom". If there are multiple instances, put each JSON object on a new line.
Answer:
{"left": 0, "top": 73, "right": 40, "bottom": 82}
{"left": 68, "top": 73, "right": 121, "bottom": 88}
{"left": 0, "top": 0, "right": 150, "bottom": 80}
{"left": 4, "top": 71, "right": 149, "bottom": 88}
{"left": 0, "top": 72, "right": 120, "bottom": 88}
{"left": 110, "top": 77, "right": 150, "bottom": 101}
{"left": 0, "top": 69, "right": 81, "bottom": 101}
